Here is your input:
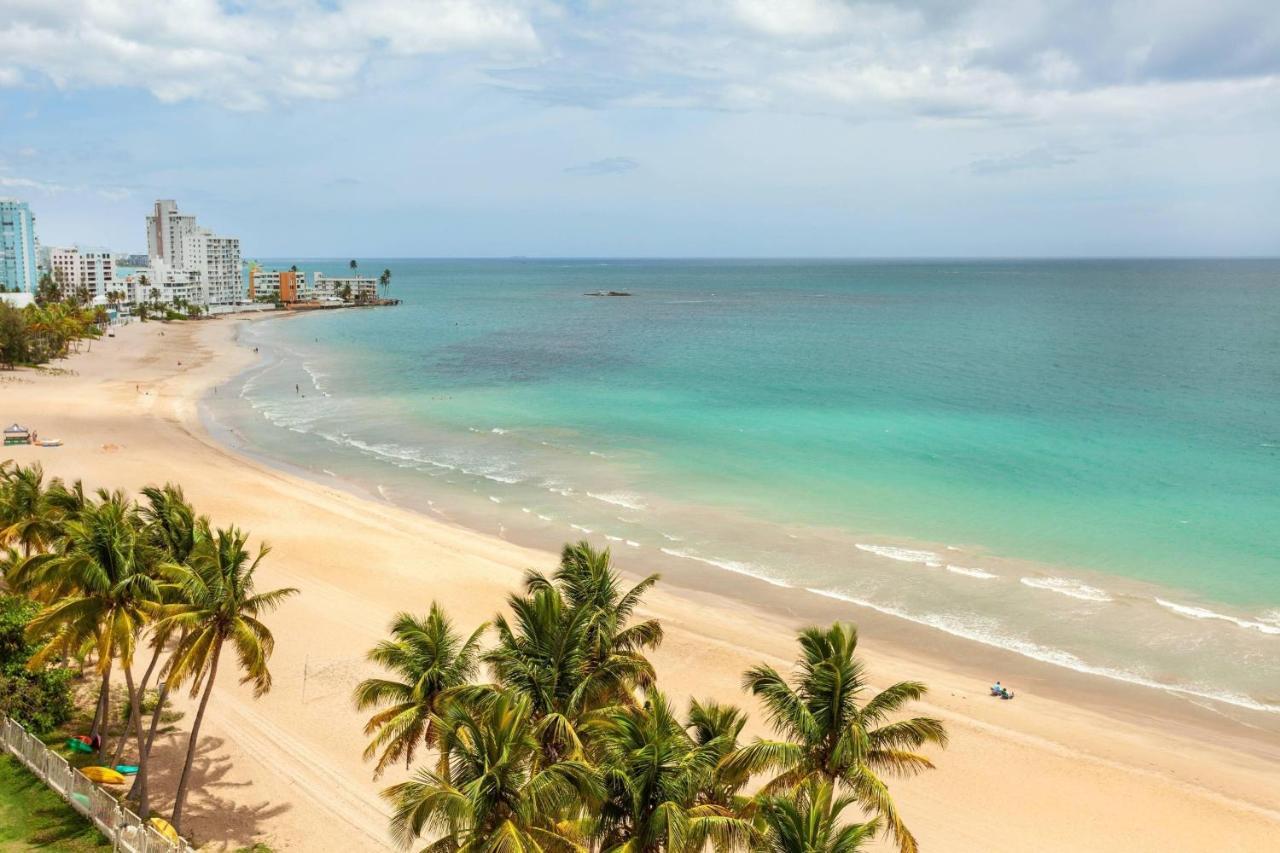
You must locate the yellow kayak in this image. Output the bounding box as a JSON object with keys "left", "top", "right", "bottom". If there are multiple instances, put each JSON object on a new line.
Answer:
{"left": 81, "top": 766, "right": 127, "bottom": 784}
{"left": 149, "top": 817, "right": 180, "bottom": 843}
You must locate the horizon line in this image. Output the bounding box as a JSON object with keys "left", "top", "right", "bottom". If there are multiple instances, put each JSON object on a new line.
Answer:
{"left": 238, "top": 255, "right": 1280, "bottom": 262}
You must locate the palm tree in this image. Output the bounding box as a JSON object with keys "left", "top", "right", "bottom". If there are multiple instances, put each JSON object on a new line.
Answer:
{"left": 724, "top": 624, "right": 946, "bottom": 853}
{"left": 354, "top": 603, "right": 487, "bottom": 778}
{"left": 379, "top": 268, "right": 392, "bottom": 298}
{"left": 587, "top": 690, "right": 753, "bottom": 852}
{"left": 46, "top": 477, "right": 90, "bottom": 522}
{"left": 0, "top": 463, "right": 64, "bottom": 556}
{"left": 685, "top": 699, "right": 752, "bottom": 812}
{"left": 349, "top": 259, "right": 358, "bottom": 278}
{"left": 485, "top": 542, "right": 663, "bottom": 761}
{"left": 753, "top": 779, "right": 879, "bottom": 853}
{"left": 382, "top": 689, "right": 600, "bottom": 851}
{"left": 121, "top": 485, "right": 208, "bottom": 789}
{"left": 156, "top": 526, "right": 298, "bottom": 832}
{"left": 22, "top": 491, "right": 161, "bottom": 811}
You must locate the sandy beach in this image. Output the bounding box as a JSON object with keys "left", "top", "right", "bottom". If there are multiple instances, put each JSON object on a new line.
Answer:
{"left": 4, "top": 316, "right": 1279, "bottom": 852}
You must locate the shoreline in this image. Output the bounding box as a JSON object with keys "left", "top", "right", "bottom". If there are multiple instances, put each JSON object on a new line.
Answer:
{"left": 4, "top": 315, "right": 1279, "bottom": 850}
{"left": 214, "top": 311, "right": 1280, "bottom": 722}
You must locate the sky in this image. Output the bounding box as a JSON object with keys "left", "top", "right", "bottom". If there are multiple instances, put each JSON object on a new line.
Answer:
{"left": 1, "top": 0, "right": 1278, "bottom": 258}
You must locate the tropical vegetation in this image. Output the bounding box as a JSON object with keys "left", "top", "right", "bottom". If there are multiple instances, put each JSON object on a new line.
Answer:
{"left": 0, "top": 462, "right": 297, "bottom": 837}
{"left": 2, "top": 454, "right": 945, "bottom": 849}
{"left": 357, "top": 541, "right": 946, "bottom": 852}
{"left": 0, "top": 299, "right": 104, "bottom": 369}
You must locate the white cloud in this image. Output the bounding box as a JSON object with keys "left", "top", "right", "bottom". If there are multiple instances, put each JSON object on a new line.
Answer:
{"left": 1, "top": 0, "right": 1277, "bottom": 133}
{"left": 0, "top": 0, "right": 542, "bottom": 110}
{"left": 565, "top": 156, "right": 639, "bottom": 176}
{"left": 0, "top": 173, "right": 67, "bottom": 193}
{"left": 494, "top": 1, "right": 1280, "bottom": 131}
{"left": 0, "top": 168, "right": 135, "bottom": 200}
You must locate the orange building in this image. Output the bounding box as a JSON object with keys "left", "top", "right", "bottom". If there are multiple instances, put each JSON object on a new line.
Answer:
{"left": 279, "top": 269, "right": 300, "bottom": 303}
{"left": 248, "top": 267, "right": 303, "bottom": 302}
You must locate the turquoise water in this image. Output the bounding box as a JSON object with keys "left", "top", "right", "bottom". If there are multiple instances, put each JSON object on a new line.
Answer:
{"left": 211, "top": 259, "right": 1280, "bottom": 712}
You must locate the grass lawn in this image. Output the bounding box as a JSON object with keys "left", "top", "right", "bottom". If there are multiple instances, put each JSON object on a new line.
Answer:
{"left": 0, "top": 755, "right": 109, "bottom": 851}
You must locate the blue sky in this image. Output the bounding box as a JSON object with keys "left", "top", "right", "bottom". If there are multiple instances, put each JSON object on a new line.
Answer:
{"left": 2, "top": 1, "right": 1278, "bottom": 257}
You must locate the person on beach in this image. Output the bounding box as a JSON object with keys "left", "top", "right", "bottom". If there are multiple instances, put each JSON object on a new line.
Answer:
{"left": 991, "top": 680, "right": 1002, "bottom": 696}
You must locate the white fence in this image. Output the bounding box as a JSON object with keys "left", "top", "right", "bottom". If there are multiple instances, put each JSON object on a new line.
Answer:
{"left": 1, "top": 715, "right": 196, "bottom": 853}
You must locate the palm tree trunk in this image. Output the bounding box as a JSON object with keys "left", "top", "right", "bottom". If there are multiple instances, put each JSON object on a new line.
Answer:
{"left": 99, "top": 666, "right": 112, "bottom": 757}
{"left": 122, "top": 665, "right": 150, "bottom": 817}
{"left": 139, "top": 683, "right": 168, "bottom": 763}
{"left": 89, "top": 670, "right": 110, "bottom": 740}
{"left": 170, "top": 643, "right": 220, "bottom": 834}
{"left": 113, "top": 642, "right": 163, "bottom": 768}
{"left": 130, "top": 654, "right": 171, "bottom": 801}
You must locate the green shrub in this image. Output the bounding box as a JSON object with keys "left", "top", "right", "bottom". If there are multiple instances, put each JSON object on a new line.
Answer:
{"left": 0, "top": 595, "right": 75, "bottom": 735}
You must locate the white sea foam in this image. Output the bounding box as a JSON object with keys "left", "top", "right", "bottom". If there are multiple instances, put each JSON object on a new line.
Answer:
{"left": 321, "top": 469, "right": 336, "bottom": 477}
{"left": 536, "top": 514, "right": 553, "bottom": 522}
{"left": 625, "top": 540, "right": 640, "bottom": 548}
{"left": 1020, "top": 577, "right": 1112, "bottom": 602}
{"left": 661, "top": 533, "right": 683, "bottom": 542}
{"left": 605, "top": 535, "right": 623, "bottom": 542}
{"left": 659, "top": 548, "right": 791, "bottom": 588}
{"left": 488, "top": 496, "right": 502, "bottom": 504}
{"left": 855, "top": 543, "right": 941, "bottom": 566}
{"left": 804, "top": 588, "right": 1279, "bottom": 714}
{"left": 947, "top": 565, "right": 998, "bottom": 580}
{"left": 521, "top": 507, "right": 531, "bottom": 513}
{"left": 339, "top": 436, "right": 528, "bottom": 485}
{"left": 301, "top": 362, "right": 328, "bottom": 393}
{"left": 491, "top": 427, "right": 508, "bottom": 434}
{"left": 587, "top": 491, "right": 647, "bottom": 511}
{"left": 341, "top": 437, "right": 457, "bottom": 471}
{"left": 1155, "top": 599, "right": 1280, "bottom": 636}
{"left": 570, "top": 524, "right": 593, "bottom": 534}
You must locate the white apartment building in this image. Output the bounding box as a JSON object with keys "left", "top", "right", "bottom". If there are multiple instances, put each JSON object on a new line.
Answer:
{"left": 181, "top": 229, "right": 242, "bottom": 305}
{"left": 310, "top": 273, "right": 378, "bottom": 302}
{"left": 145, "top": 200, "right": 197, "bottom": 270}
{"left": 144, "top": 199, "right": 243, "bottom": 306}
{"left": 49, "top": 247, "right": 117, "bottom": 301}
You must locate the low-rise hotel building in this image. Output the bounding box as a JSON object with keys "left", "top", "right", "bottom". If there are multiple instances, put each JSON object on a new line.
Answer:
{"left": 124, "top": 260, "right": 200, "bottom": 306}
{"left": 248, "top": 267, "right": 304, "bottom": 302}
{"left": 311, "top": 273, "right": 378, "bottom": 302}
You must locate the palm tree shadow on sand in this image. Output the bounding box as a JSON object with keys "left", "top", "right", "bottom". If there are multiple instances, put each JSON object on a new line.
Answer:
{"left": 142, "top": 731, "right": 291, "bottom": 848}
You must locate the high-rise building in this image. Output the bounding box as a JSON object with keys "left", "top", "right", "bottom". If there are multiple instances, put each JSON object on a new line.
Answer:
{"left": 50, "top": 247, "right": 117, "bottom": 301}
{"left": 181, "top": 228, "right": 242, "bottom": 306}
{"left": 144, "top": 199, "right": 243, "bottom": 306}
{"left": 0, "top": 199, "right": 39, "bottom": 294}
{"left": 146, "top": 199, "right": 197, "bottom": 269}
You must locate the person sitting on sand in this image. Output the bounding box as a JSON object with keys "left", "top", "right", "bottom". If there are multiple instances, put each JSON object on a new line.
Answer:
{"left": 991, "top": 680, "right": 1003, "bottom": 696}
{"left": 1000, "top": 685, "right": 1014, "bottom": 700}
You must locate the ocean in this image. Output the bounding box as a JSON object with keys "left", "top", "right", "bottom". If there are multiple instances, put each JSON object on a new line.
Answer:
{"left": 206, "top": 258, "right": 1280, "bottom": 713}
